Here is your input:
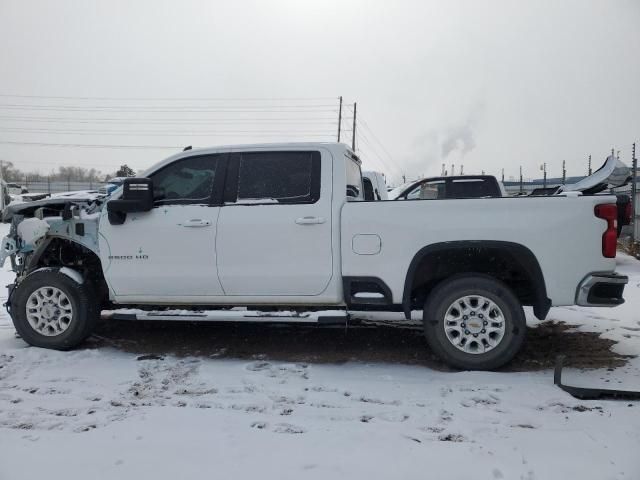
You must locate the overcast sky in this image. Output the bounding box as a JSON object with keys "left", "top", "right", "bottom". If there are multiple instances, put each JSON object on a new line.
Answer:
{"left": 0, "top": 0, "right": 638, "bottom": 183}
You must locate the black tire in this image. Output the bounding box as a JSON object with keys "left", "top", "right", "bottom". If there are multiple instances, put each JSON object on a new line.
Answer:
{"left": 10, "top": 268, "right": 99, "bottom": 350}
{"left": 423, "top": 274, "right": 526, "bottom": 370}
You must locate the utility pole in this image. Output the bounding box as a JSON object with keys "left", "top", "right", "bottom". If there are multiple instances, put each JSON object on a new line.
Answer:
{"left": 519, "top": 166, "right": 523, "bottom": 193}
{"left": 0, "top": 160, "right": 4, "bottom": 212}
{"left": 632, "top": 142, "right": 637, "bottom": 245}
{"left": 351, "top": 102, "right": 357, "bottom": 151}
{"left": 337, "top": 96, "right": 343, "bottom": 142}
{"left": 542, "top": 163, "right": 547, "bottom": 188}
{"left": 588, "top": 154, "right": 592, "bottom": 175}
{"left": 562, "top": 160, "right": 566, "bottom": 185}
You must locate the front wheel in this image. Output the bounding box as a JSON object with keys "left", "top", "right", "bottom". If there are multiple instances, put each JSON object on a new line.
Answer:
{"left": 10, "top": 268, "right": 99, "bottom": 350}
{"left": 423, "top": 274, "right": 526, "bottom": 370}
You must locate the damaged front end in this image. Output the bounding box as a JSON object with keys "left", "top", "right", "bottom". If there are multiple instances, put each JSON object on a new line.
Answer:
{"left": 1, "top": 195, "right": 106, "bottom": 285}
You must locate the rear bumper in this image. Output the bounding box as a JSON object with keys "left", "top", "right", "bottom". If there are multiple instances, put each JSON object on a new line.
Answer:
{"left": 576, "top": 273, "right": 628, "bottom": 307}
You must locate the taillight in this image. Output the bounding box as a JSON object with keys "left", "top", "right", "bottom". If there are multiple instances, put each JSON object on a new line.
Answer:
{"left": 594, "top": 204, "right": 617, "bottom": 258}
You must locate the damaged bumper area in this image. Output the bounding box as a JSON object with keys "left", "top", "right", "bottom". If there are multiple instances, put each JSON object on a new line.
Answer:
{"left": 0, "top": 195, "right": 105, "bottom": 278}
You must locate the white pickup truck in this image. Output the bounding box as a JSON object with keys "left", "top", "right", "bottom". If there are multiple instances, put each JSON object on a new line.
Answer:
{"left": 0, "top": 143, "right": 629, "bottom": 369}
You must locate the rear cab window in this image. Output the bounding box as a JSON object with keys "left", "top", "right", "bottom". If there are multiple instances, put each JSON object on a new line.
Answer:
{"left": 229, "top": 151, "right": 321, "bottom": 205}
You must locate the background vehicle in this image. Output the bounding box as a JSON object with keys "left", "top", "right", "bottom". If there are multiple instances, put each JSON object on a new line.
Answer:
{"left": 389, "top": 175, "right": 504, "bottom": 200}
{"left": 98, "top": 177, "right": 127, "bottom": 196}
{"left": 1, "top": 143, "right": 628, "bottom": 370}
{"left": 362, "top": 171, "right": 388, "bottom": 200}
{"left": 535, "top": 156, "right": 632, "bottom": 235}
{"left": 2, "top": 181, "right": 28, "bottom": 195}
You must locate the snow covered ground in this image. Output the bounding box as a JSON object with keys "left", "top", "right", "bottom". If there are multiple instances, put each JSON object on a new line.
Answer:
{"left": 0, "top": 225, "right": 638, "bottom": 479}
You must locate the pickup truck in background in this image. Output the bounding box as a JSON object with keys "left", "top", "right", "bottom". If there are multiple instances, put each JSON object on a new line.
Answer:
{"left": 0, "top": 143, "right": 630, "bottom": 370}
{"left": 362, "top": 171, "right": 388, "bottom": 200}
{"left": 389, "top": 175, "right": 505, "bottom": 200}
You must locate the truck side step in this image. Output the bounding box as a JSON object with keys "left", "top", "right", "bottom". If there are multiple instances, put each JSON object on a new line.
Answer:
{"left": 104, "top": 308, "right": 349, "bottom": 325}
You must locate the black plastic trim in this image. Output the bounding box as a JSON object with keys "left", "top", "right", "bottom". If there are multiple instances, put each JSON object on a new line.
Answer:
{"left": 402, "top": 241, "right": 551, "bottom": 320}
{"left": 342, "top": 276, "right": 393, "bottom": 306}
{"left": 587, "top": 282, "right": 626, "bottom": 306}
{"left": 554, "top": 355, "right": 640, "bottom": 400}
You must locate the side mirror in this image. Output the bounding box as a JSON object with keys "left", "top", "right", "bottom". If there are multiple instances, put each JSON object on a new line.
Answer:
{"left": 107, "top": 178, "right": 154, "bottom": 225}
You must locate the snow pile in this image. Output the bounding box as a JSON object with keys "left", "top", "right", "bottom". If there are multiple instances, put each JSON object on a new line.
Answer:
{"left": 0, "top": 222, "right": 638, "bottom": 479}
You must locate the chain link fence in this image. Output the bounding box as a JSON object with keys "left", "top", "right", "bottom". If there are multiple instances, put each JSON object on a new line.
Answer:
{"left": 21, "top": 179, "right": 109, "bottom": 195}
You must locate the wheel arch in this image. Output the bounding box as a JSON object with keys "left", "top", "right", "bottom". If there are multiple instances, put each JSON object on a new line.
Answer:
{"left": 402, "top": 241, "right": 551, "bottom": 321}
{"left": 24, "top": 236, "right": 109, "bottom": 307}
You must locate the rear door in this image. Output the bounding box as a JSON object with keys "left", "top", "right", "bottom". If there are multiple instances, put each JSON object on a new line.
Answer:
{"left": 216, "top": 149, "right": 333, "bottom": 296}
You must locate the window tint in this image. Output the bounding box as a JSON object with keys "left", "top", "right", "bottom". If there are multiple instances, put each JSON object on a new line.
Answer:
{"left": 448, "top": 179, "right": 496, "bottom": 198}
{"left": 346, "top": 158, "right": 363, "bottom": 199}
{"left": 237, "top": 151, "right": 320, "bottom": 204}
{"left": 150, "top": 155, "right": 218, "bottom": 204}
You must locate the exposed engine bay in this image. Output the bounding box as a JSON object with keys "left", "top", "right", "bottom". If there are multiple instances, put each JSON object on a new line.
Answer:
{"left": 1, "top": 194, "right": 107, "bottom": 297}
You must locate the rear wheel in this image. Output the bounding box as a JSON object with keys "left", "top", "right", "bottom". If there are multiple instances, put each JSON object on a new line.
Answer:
{"left": 11, "top": 269, "right": 99, "bottom": 350}
{"left": 423, "top": 274, "right": 526, "bottom": 370}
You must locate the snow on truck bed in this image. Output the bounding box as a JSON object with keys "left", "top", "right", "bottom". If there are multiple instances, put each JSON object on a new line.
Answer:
{"left": 0, "top": 223, "right": 638, "bottom": 480}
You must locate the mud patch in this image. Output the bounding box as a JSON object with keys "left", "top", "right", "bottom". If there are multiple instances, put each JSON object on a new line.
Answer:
{"left": 506, "top": 320, "right": 631, "bottom": 371}
{"left": 89, "top": 317, "right": 632, "bottom": 371}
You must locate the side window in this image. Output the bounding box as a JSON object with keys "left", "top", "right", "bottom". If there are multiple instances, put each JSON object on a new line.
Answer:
{"left": 346, "top": 158, "right": 363, "bottom": 199}
{"left": 405, "top": 180, "right": 445, "bottom": 200}
{"left": 419, "top": 181, "right": 446, "bottom": 199}
{"left": 150, "top": 155, "right": 218, "bottom": 205}
{"left": 448, "top": 179, "right": 495, "bottom": 198}
{"left": 236, "top": 151, "right": 320, "bottom": 204}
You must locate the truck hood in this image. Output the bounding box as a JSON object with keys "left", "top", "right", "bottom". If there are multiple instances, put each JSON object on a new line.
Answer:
{"left": 558, "top": 155, "right": 631, "bottom": 194}
{"left": 2, "top": 192, "right": 105, "bottom": 221}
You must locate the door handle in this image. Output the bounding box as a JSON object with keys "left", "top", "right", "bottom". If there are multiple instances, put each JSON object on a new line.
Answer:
{"left": 295, "top": 216, "right": 326, "bottom": 225}
{"left": 182, "top": 219, "right": 212, "bottom": 227}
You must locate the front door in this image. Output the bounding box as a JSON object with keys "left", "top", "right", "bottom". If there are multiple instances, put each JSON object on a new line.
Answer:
{"left": 216, "top": 149, "right": 333, "bottom": 296}
{"left": 99, "top": 154, "right": 226, "bottom": 299}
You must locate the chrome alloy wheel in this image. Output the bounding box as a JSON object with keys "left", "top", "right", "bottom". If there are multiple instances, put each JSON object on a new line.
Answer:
{"left": 25, "top": 286, "right": 74, "bottom": 336}
{"left": 443, "top": 295, "right": 506, "bottom": 354}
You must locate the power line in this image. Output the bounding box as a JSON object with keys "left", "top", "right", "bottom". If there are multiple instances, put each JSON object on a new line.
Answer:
{"left": 0, "top": 140, "right": 181, "bottom": 149}
{"left": 357, "top": 115, "right": 397, "bottom": 166}
{"left": 356, "top": 133, "right": 397, "bottom": 175}
{"left": 356, "top": 127, "right": 403, "bottom": 177}
{"left": 2, "top": 126, "right": 335, "bottom": 134}
{"left": 0, "top": 115, "right": 339, "bottom": 125}
{"left": 2, "top": 128, "right": 333, "bottom": 137}
{"left": 0, "top": 94, "right": 338, "bottom": 102}
{"left": 0, "top": 104, "right": 339, "bottom": 113}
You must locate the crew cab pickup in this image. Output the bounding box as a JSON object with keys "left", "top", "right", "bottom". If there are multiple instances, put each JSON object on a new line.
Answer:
{"left": 0, "top": 143, "right": 629, "bottom": 369}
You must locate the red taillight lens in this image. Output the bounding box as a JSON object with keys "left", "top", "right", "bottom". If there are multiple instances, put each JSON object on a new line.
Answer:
{"left": 595, "top": 204, "right": 618, "bottom": 258}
